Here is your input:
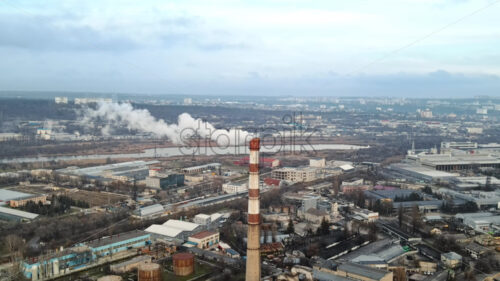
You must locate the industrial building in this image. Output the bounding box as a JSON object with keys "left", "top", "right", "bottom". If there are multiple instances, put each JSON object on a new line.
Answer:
{"left": 83, "top": 230, "right": 151, "bottom": 259}
{"left": 387, "top": 163, "right": 458, "bottom": 183}
{"left": 0, "top": 206, "right": 38, "bottom": 222}
{"left": 135, "top": 204, "right": 165, "bottom": 219}
{"left": 57, "top": 161, "right": 159, "bottom": 182}
{"left": 455, "top": 212, "right": 500, "bottom": 233}
{"left": 187, "top": 231, "right": 220, "bottom": 249}
{"left": 309, "top": 158, "right": 326, "bottom": 168}
{"left": 193, "top": 214, "right": 211, "bottom": 225}
{"left": 272, "top": 167, "right": 318, "bottom": 183}
{"left": 23, "top": 230, "right": 150, "bottom": 281}
{"left": 438, "top": 188, "right": 500, "bottom": 209}
{"left": 182, "top": 163, "right": 221, "bottom": 175}
{"left": 406, "top": 153, "right": 500, "bottom": 171}
{"left": 145, "top": 173, "right": 184, "bottom": 189}
{"left": 222, "top": 182, "right": 248, "bottom": 194}
{"left": 313, "top": 261, "right": 393, "bottom": 281}
{"left": 0, "top": 189, "right": 35, "bottom": 206}
{"left": 145, "top": 219, "right": 203, "bottom": 241}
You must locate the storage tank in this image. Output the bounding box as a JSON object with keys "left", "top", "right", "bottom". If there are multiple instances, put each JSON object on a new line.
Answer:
{"left": 138, "top": 262, "right": 162, "bottom": 281}
{"left": 172, "top": 253, "right": 194, "bottom": 276}
{"left": 97, "top": 276, "right": 122, "bottom": 281}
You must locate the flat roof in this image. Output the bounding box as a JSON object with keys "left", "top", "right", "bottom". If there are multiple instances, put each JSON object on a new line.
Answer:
{"left": 0, "top": 189, "right": 33, "bottom": 205}
{"left": 338, "top": 262, "right": 389, "bottom": 280}
{"left": 145, "top": 224, "right": 183, "bottom": 238}
{"left": 195, "top": 214, "right": 211, "bottom": 219}
{"left": 139, "top": 204, "right": 164, "bottom": 216}
{"left": 391, "top": 163, "right": 458, "bottom": 178}
{"left": 0, "top": 206, "right": 38, "bottom": 219}
{"left": 163, "top": 220, "right": 200, "bottom": 231}
{"left": 86, "top": 230, "right": 148, "bottom": 248}
{"left": 417, "top": 154, "right": 500, "bottom": 166}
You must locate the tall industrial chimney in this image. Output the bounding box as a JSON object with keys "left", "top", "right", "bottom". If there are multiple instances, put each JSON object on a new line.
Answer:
{"left": 246, "top": 138, "right": 261, "bottom": 281}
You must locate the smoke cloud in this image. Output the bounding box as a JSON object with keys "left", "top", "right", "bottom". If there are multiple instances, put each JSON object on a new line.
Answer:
{"left": 82, "top": 102, "right": 252, "bottom": 146}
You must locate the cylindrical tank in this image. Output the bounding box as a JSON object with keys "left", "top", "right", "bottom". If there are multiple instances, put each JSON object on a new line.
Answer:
{"left": 172, "top": 253, "right": 194, "bottom": 276}
{"left": 138, "top": 262, "right": 162, "bottom": 281}
{"left": 97, "top": 276, "right": 122, "bottom": 281}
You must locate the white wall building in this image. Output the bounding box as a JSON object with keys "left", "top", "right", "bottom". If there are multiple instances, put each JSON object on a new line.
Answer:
{"left": 272, "top": 167, "right": 317, "bottom": 183}
{"left": 222, "top": 182, "right": 247, "bottom": 194}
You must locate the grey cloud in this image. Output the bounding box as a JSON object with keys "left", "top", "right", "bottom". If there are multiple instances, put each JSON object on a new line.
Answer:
{"left": 0, "top": 14, "right": 138, "bottom": 51}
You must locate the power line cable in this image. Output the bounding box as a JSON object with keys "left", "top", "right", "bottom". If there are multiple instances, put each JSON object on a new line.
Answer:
{"left": 346, "top": 0, "right": 500, "bottom": 75}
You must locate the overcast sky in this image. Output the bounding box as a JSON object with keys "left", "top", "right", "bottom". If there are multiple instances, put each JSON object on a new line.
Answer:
{"left": 0, "top": 0, "right": 499, "bottom": 97}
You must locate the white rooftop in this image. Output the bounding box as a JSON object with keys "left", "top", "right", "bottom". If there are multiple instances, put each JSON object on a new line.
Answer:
{"left": 0, "top": 189, "right": 32, "bottom": 205}
{"left": 211, "top": 213, "right": 223, "bottom": 221}
{"left": 163, "top": 219, "right": 200, "bottom": 231}
{"left": 339, "top": 164, "right": 355, "bottom": 171}
{"left": 195, "top": 214, "right": 211, "bottom": 219}
{"left": 139, "top": 204, "right": 164, "bottom": 216}
{"left": 145, "top": 224, "right": 183, "bottom": 238}
{"left": 0, "top": 206, "right": 38, "bottom": 219}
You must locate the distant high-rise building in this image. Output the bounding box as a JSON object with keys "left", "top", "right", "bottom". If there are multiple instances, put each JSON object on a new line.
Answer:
{"left": 420, "top": 109, "right": 433, "bottom": 118}
{"left": 54, "top": 97, "right": 68, "bottom": 104}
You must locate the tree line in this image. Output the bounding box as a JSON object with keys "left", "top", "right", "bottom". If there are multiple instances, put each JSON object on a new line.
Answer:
{"left": 19, "top": 195, "right": 89, "bottom": 216}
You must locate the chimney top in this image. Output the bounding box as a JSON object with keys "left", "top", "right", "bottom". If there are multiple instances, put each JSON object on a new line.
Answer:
{"left": 250, "top": 138, "right": 260, "bottom": 151}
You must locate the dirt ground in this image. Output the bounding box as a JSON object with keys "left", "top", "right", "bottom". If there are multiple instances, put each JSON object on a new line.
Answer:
{"left": 59, "top": 189, "right": 129, "bottom": 207}
{"left": 11, "top": 185, "right": 129, "bottom": 207}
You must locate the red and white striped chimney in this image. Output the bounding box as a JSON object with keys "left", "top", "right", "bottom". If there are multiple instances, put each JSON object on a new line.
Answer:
{"left": 246, "top": 138, "right": 261, "bottom": 281}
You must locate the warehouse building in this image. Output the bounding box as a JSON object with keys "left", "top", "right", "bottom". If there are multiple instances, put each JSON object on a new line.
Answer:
{"left": 0, "top": 206, "right": 38, "bottom": 222}
{"left": 135, "top": 204, "right": 165, "bottom": 219}
{"left": 438, "top": 188, "right": 500, "bottom": 209}
{"left": 182, "top": 163, "right": 221, "bottom": 175}
{"left": 406, "top": 153, "right": 500, "bottom": 171}
{"left": 145, "top": 219, "right": 202, "bottom": 241}
{"left": 456, "top": 212, "right": 500, "bottom": 233}
{"left": 57, "top": 160, "right": 159, "bottom": 182}
{"left": 0, "top": 189, "right": 34, "bottom": 206}
{"left": 387, "top": 163, "right": 458, "bottom": 182}
{"left": 23, "top": 230, "right": 150, "bottom": 280}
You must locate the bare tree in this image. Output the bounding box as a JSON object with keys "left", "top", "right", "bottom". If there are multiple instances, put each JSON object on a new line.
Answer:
{"left": 4, "top": 235, "right": 24, "bottom": 263}
{"left": 398, "top": 204, "right": 404, "bottom": 228}
{"left": 411, "top": 204, "right": 421, "bottom": 234}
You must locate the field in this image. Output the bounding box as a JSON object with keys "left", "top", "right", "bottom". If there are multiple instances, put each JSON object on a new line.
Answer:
{"left": 61, "top": 189, "right": 129, "bottom": 207}
{"left": 11, "top": 185, "right": 129, "bottom": 207}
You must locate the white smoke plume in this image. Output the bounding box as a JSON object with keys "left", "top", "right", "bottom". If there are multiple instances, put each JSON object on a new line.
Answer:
{"left": 82, "top": 102, "right": 252, "bottom": 146}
